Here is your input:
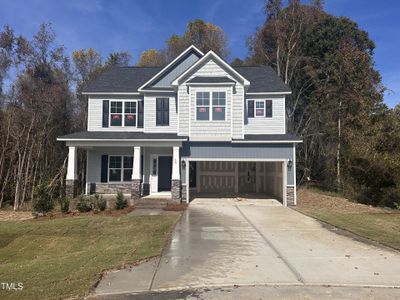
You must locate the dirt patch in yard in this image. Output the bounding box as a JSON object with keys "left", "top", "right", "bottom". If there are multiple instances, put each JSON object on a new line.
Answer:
{"left": 297, "top": 188, "right": 395, "bottom": 214}
{"left": 0, "top": 210, "right": 34, "bottom": 221}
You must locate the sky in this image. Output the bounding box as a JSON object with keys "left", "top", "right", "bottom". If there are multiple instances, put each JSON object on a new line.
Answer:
{"left": 0, "top": 0, "right": 398, "bottom": 108}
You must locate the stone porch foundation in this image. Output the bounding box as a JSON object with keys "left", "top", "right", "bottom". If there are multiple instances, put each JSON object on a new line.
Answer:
{"left": 66, "top": 179, "right": 78, "bottom": 198}
{"left": 171, "top": 180, "right": 181, "bottom": 204}
{"left": 131, "top": 179, "right": 142, "bottom": 205}
{"left": 286, "top": 186, "right": 295, "bottom": 206}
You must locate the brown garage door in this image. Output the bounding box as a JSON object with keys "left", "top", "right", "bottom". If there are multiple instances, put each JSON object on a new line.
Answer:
{"left": 197, "top": 161, "right": 236, "bottom": 193}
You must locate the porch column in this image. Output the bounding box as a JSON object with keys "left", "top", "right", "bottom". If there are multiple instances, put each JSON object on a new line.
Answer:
{"left": 131, "top": 146, "right": 142, "bottom": 204}
{"left": 171, "top": 146, "right": 181, "bottom": 203}
{"left": 66, "top": 146, "right": 78, "bottom": 198}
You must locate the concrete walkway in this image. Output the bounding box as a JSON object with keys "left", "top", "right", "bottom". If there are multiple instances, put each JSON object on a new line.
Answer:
{"left": 95, "top": 198, "right": 400, "bottom": 297}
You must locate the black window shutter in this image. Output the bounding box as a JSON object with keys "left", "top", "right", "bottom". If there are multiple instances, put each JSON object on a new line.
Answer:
{"left": 248, "top": 100, "right": 254, "bottom": 118}
{"left": 102, "top": 100, "right": 109, "bottom": 127}
{"left": 164, "top": 98, "right": 169, "bottom": 125}
{"left": 138, "top": 101, "right": 144, "bottom": 128}
{"left": 265, "top": 100, "right": 272, "bottom": 117}
{"left": 156, "top": 98, "right": 169, "bottom": 126}
{"left": 101, "top": 155, "right": 108, "bottom": 182}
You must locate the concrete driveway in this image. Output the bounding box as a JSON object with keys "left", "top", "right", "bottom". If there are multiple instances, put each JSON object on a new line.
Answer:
{"left": 95, "top": 198, "right": 400, "bottom": 296}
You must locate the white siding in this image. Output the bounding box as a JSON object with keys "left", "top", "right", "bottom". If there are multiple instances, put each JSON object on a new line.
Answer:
{"left": 189, "top": 86, "right": 232, "bottom": 140}
{"left": 244, "top": 95, "right": 286, "bottom": 134}
{"left": 178, "top": 85, "right": 190, "bottom": 136}
{"left": 143, "top": 94, "right": 178, "bottom": 133}
{"left": 88, "top": 97, "right": 144, "bottom": 132}
{"left": 177, "top": 58, "right": 245, "bottom": 140}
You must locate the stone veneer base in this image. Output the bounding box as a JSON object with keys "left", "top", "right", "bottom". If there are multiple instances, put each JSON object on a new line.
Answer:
{"left": 66, "top": 179, "right": 78, "bottom": 198}
{"left": 131, "top": 179, "right": 142, "bottom": 205}
{"left": 286, "top": 186, "right": 295, "bottom": 206}
{"left": 171, "top": 180, "right": 181, "bottom": 204}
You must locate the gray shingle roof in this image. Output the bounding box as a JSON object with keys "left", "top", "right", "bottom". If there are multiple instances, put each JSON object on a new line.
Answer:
{"left": 83, "top": 67, "right": 162, "bottom": 93}
{"left": 233, "top": 66, "right": 291, "bottom": 93}
{"left": 58, "top": 131, "right": 187, "bottom": 140}
{"left": 186, "top": 76, "right": 236, "bottom": 84}
{"left": 82, "top": 65, "right": 290, "bottom": 94}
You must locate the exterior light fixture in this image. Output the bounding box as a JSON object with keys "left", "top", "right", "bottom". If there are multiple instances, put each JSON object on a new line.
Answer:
{"left": 287, "top": 160, "right": 293, "bottom": 168}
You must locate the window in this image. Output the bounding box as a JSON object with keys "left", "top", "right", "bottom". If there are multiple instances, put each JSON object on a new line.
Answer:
{"left": 109, "top": 156, "right": 133, "bottom": 182}
{"left": 110, "top": 101, "right": 137, "bottom": 127}
{"left": 248, "top": 100, "right": 273, "bottom": 118}
{"left": 124, "top": 102, "right": 137, "bottom": 126}
{"left": 196, "top": 92, "right": 210, "bottom": 120}
{"left": 255, "top": 100, "right": 265, "bottom": 117}
{"left": 110, "top": 101, "right": 123, "bottom": 126}
{"left": 212, "top": 92, "right": 226, "bottom": 120}
{"left": 156, "top": 98, "right": 169, "bottom": 126}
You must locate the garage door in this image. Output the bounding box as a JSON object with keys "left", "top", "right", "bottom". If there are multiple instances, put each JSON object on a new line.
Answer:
{"left": 196, "top": 161, "right": 284, "bottom": 201}
{"left": 197, "top": 161, "right": 236, "bottom": 193}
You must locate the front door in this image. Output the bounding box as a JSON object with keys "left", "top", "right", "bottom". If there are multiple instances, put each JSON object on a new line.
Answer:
{"left": 158, "top": 156, "right": 172, "bottom": 192}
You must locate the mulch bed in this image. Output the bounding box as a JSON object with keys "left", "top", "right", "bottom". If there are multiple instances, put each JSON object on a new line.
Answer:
{"left": 33, "top": 206, "right": 136, "bottom": 220}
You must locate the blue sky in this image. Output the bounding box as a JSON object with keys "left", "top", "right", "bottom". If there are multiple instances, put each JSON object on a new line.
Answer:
{"left": 0, "top": 0, "right": 398, "bottom": 107}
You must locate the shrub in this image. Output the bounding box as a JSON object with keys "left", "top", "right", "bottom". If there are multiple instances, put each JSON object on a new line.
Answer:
{"left": 93, "top": 193, "right": 107, "bottom": 211}
{"left": 115, "top": 191, "right": 127, "bottom": 210}
{"left": 32, "top": 183, "right": 54, "bottom": 213}
{"left": 76, "top": 195, "right": 92, "bottom": 212}
{"left": 59, "top": 197, "right": 70, "bottom": 214}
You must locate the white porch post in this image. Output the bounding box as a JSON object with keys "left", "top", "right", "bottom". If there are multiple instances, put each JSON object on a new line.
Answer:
{"left": 132, "top": 146, "right": 142, "bottom": 180}
{"left": 171, "top": 146, "right": 181, "bottom": 203}
{"left": 172, "top": 146, "right": 180, "bottom": 180}
{"left": 66, "top": 146, "right": 78, "bottom": 197}
{"left": 66, "top": 146, "right": 77, "bottom": 180}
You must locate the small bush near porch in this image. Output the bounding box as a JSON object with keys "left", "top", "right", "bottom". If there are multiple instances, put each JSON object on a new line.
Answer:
{"left": 0, "top": 213, "right": 180, "bottom": 300}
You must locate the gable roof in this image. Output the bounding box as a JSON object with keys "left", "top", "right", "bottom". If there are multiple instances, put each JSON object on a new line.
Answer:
{"left": 234, "top": 66, "right": 291, "bottom": 93}
{"left": 138, "top": 45, "right": 203, "bottom": 91}
{"left": 186, "top": 76, "right": 236, "bottom": 84}
{"left": 83, "top": 67, "right": 162, "bottom": 93}
{"left": 172, "top": 50, "right": 250, "bottom": 87}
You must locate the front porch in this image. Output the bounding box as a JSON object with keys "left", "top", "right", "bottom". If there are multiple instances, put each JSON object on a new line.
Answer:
{"left": 61, "top": 136, "right": 187, "bottom": 206}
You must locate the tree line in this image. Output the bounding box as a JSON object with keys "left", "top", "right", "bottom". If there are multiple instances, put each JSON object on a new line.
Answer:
{"left": 0, "top": 1, "right": 398, "bottom": 209}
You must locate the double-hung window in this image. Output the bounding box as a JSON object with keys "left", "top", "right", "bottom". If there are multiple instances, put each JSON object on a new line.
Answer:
{"left": 110, "top": 101, "right": 137, "bottom": 127}
{"left": 212, "top": 92, "right": 226, "bottom": 120}
{"left": 124, "top": 102, "right": 137, "bottom": 126}
{"left": 109, "top": 156, "right": 133, "bottom": 182}
{"left": 196, "top": 91, "right": 226, "bottom": 121}
{"left": 110, "top": 101, "right": 123, "bottom": 126}
{"left": 196, "top": 92, "right": 210, "bottom": 120}
{"left": 248, "top": 99, "right": 273, "bottom": 118}
{"left": 255, "top": 100, "right": 265, "bottom": 117}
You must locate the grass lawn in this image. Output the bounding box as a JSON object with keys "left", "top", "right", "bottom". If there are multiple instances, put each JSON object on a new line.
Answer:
{"left": 0, "top": 213, "right": 180, "bottom": 300}
{"left": 296, "top": 187, "right": 400, "bottom": 250}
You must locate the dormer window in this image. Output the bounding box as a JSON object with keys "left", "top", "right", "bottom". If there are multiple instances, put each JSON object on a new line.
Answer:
{"left": 196, "top": 92, "right": 210, "bottom": 120}
{"left": 196, "top": 91, "right": 226, "bottom": 121}
{"left": 212, "top": 92, "right": 226, "bottom": 120}
{"left": 110, "top": 100, "right": 137, "bottom": 127}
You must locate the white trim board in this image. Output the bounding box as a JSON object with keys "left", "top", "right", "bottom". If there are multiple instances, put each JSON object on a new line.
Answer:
{"left": 138, "top": 45, "right": 204, "bottom": 92}
{"left": 172, "top": 50, "right": 250, "bottom": 87}
{"left": 246, "top": 92, "right": 291, "bottom": 95}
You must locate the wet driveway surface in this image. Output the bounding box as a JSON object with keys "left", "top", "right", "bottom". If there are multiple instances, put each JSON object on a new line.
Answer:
{"left": 95, "top": 198, "right": 400, "bottom": 296}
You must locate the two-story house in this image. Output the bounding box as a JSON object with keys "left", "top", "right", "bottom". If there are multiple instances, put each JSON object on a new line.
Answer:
{"left": 58, "top": 45, "right": 302, "bottom": 206}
